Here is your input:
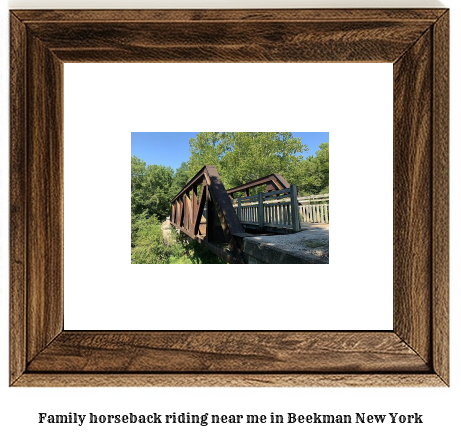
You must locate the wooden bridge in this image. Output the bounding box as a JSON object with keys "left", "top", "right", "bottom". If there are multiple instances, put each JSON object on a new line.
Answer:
{"left": 170, "top": 166, "right": 304, "bottom": 264}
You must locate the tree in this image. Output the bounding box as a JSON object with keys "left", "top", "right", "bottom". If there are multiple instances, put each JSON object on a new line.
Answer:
{"left": 131, "top": 156, "right": 174, "bottom": 220}
{"left": 187, "top": 132, "right": 307, "bottom": 190}
{"left": 292, "top": 142, "right": 329, "bottom": 195}
{"left": 170, "top": 161, "right": 190, "bottom": 199}
{"left": 187, "top": 132, "right": 228, "bottom": 178}
{"left": 314, "top": 142, "right": 329, "bottom": 193}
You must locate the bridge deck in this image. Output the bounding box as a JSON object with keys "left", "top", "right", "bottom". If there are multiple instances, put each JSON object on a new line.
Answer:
{"left": 243, "top": 223, "right": 329, "bottom": 264}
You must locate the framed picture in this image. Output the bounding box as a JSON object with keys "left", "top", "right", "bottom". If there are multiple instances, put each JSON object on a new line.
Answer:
{"left": 10, "top": 9, "right": 449, "bottom": 386}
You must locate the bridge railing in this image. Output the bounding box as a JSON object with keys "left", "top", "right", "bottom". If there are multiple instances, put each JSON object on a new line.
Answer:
{"left": 298, "top": 194, "right": 329, "bottom": 224}
{"left": 231, "top": 185, "right": 301, "bottom": 233}
{"left": 170, "top": 166, "right": 311, "bottom": 262}
{"left": 170, "top": 165, "right": 248, "bottom": 263}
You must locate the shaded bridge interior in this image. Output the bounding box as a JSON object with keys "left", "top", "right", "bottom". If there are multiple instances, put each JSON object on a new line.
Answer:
{"left": 170, "top": 166, "right": 290, "bottom": 264}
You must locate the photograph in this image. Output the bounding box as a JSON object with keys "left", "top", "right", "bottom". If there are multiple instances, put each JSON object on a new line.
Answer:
{"left": 131, "top": 132, "right": 329, "bottom": 264}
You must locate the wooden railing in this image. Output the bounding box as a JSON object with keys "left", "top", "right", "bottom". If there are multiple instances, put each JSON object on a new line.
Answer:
{"left": 231, "top": 185, "right": 301, "bottom": 233}
{"left": 298, "top": 194, "right": 329, "bottom": 224}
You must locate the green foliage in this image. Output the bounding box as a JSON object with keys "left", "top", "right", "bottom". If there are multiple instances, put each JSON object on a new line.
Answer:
{"left": 131, "top": 156, "right": 174, "bottom": 221}
{"left": 131, "top": 213, "right": 225, "bottom": 264}
{"left": 169, "top": 161, "right": 190, "bottom": 198}
{"left": 176, "top": 233, "right": 227, "bottom": 264}
{"left": 187, "top": 132, "right": 307, "bottom": 190}
{"left": 291, "top": 143, "right": 329, "bottom": 195}
{"left": 131, "top": 215, "right": 178, "bottom": 264}
{"left": 131, "top": 160, "right": 224, "bottom": 264}
{"left": 187, "top": 133, "right": 328, "bottom": 195}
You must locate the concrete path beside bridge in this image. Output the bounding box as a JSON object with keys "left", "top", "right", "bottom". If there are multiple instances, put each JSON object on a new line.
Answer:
{"left": 243, "top": 223, "right": 329, "bottom": 264}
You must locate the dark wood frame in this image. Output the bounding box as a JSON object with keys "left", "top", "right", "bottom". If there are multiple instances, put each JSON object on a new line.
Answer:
{"left": 10, "top": 9, "right": 449, "bottom": 387}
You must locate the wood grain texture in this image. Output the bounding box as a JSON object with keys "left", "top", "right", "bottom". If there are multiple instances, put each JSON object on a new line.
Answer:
{"left": 13, "top": 373, "right": 446, "bottom": 388}
{"left": 9, "top": 9, "right": 449, "bottom": 387}
{"left": 9, "top": 13, "right": 27, "bottom": 385}
{"left": 26, "top": 21, "right": 433, "bottom": 63}
{"left": 432, "top": 11, "right": 449, "bottom": 385}
{"left": 12, "top": 9, "right": 447, "bottom": 22}
{"left": 393, "top": 29, "right": 433, "bottom": 364}
{"left": 27, "top": 332, "right": 429, "bottom": 373}
{"left": 26, "top": 33, "right": 64, "bottom": 362}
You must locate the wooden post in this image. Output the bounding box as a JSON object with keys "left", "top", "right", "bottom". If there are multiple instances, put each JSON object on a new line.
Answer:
{"left": 258, "top": 192, "right": 264, "bottom": 229}
{"left": 204, "top": 187, "right": 211, "bottom": 242}
{"left": 192, "top": 185, "right": 197, "bottom": 225}
{"left": 290, "top": 185, "right": 301, "bottom": 232}
{"left": 183, "top": 193, "right": 189, "bottom": 230}
{"left": 237, "top": 197, "right": 242, "bottom": 221}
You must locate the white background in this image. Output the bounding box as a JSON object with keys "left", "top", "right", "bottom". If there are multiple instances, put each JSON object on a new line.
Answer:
{"left": 64, "top": 63, "right": 393, "bottom": 330}
{"left": 1, "top": 1, "right": 459, "bottom": 436}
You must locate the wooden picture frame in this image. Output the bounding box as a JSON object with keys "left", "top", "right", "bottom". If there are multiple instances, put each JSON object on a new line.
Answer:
{"left": 10, "top": 9, "right": 449, "bottom": 387}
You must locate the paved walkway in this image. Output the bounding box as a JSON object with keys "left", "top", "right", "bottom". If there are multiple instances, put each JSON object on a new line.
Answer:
{"left": 243, "top": 223, "right": 329, "bottom": 264}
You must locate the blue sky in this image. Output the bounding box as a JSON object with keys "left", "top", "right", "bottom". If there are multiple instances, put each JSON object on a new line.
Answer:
{"left": 131, "top": 132, "right": 329, "bottom": 172}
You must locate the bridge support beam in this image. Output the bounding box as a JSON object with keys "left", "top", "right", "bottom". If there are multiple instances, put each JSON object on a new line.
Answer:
{"left": 170, "top": 165, "right": 250, "bottom": 264}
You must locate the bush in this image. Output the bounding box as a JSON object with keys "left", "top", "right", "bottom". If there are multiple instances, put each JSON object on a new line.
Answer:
{"left": 131, "top": 213, "right": 227, "bottom": 264}
{"left": 131, "top": 215, "right": 180, "bottom": 264}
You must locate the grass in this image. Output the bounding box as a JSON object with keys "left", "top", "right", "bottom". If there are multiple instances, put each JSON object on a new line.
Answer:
{"left": 168, "top": 256, "right": 194, "bottom": 264}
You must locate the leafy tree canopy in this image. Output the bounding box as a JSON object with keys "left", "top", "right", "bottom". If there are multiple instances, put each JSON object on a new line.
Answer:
{"left": 188, "top": 132, "right": 307, "bottom": 188}
{"left": 131, "top": 156, "right": 173, "bottom": 221}
{"left": 291, "top": 142, "right": 329, "bottom": 195}
{"left": 169, "top": 161, "right": 190, "bottom": 199}
{"left": 183, "top": 132, "right": 329, "bottom": 194}
{"left": 187, "top": 132, "right": 307, "bottom": 190}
